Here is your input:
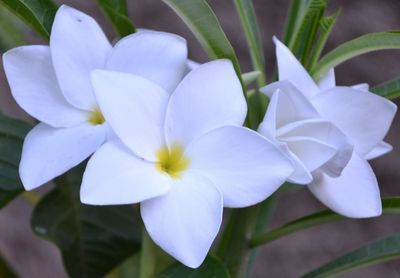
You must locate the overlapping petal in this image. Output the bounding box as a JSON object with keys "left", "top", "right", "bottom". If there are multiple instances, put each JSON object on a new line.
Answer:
{"left": 20, "top": 123, "right": 106, "bottom": 190}
{"left": 141, "top": 172, "right": 222, "bottom": 268}
{"left": 274, "top": 37, "right": 320, "bottom": 97}
{"left": 91, "top": 70, "right": 169, "bottom": 161}
{"left": 165, "top": 60, "right": 247, "bottom": 147}
{"left": 107, "top": 30, "right": 188, "bottom": 93}
{"left": 311, "top": 86, "right": 397, "bottom": 156}
{"left": 186, "top": 126, "right": 293, "bottom": 207}
{"left": 50, "top": 5, "right": 112, "bottom": 109}
{"left": 2, "top": 46, "right": 86, "bottom": 127}
{"left": 81, "top": 141, "right": 170, "bottom": 205}
{"left": 364, "top": 141, "right": 393, "bottom": 160}
{"left": 308, "top": 153, "right": 382, "bottom": 218}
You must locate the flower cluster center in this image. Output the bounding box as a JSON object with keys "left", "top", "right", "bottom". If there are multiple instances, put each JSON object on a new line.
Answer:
{"left": 156, "top": 144, "right": 190, "bottom": 179}
{"left": 87, "top": 107, "right": 105, "bottom": 125}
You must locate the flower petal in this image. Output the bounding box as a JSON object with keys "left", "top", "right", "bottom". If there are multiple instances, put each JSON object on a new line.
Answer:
{"left": 3, "top": 46, "right": 86, "bottom": 127}
{"left": 311, "top": 87, "right": 397, "bottom": 156}
{"left": 278, "top": 119, "right": 353, "bottom": 177}
{"left": 318, "top": 68, "right": 336, "bottom": 91}
{"left": 309, "top": 153, "right": 381, "bottom": 218}
{"left": 50, "top": 5, "right": 112, "bottom": 109}
{"left": 91, "top": 70, "right": 169, "bottom": 161}
{"left": 165, "top": 60, "right": 247, "bottom": 147}
{"left": 274, "top": 37, "right": 320, "bottom": 98}
{"left": 141, "top": 172, "right": 222, "bottom": 268}
{"left": 81, "top": 141, "right": 170, "bottom": 205}
{"left": 351, "top": 83, "right": 369, "bottom": 91}
{"left": 186, "top": 126, "right": 293, "bottom": 208}
{"left": 260, "top": 83, "right": 319, "bottom": 129}
{"left": 107, "top": 30, "right": 187, "bottom": 93}
{"left": 364, "top": 141, "right": 393, "bottom": 160}
{"left": 20, "top": 123, "right": 106, "bottom": 190}
{"left": 283, "top": 137, "right": 336, "bottom": 172}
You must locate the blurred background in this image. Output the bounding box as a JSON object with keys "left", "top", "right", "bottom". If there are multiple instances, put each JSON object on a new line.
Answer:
{"left": 1, "top": 0, "right": 400, "bottom": 277}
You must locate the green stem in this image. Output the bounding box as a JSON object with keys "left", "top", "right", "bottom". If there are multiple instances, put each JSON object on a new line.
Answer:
{"left": 249, "top": 197, "right": 400, "bottom": 248}
{"left": 21, "top": 191, "right": 40, "bottom": 205}
{"left": 139, "top": 226, "right": 156, "bottom": 278}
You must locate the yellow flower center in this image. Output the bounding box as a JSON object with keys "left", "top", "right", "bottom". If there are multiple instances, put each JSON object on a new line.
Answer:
{"left": 155, "top": 144, "right": 190, "bottom": 179}
{"left": 87, "top": 108, "right": 105, "bottom": 125}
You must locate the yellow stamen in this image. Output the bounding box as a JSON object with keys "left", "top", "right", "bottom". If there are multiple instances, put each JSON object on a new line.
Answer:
{"left": 87, "top": 108, "right": 105, "bottom": 125}
{"left": 156, "top": 144, "right": 190, "bottom": 179}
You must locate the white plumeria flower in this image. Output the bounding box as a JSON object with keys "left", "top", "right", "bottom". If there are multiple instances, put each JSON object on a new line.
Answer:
{"left": 80, "top": 60, "right": 294, "bottom": 267}
{"left": 2, "top": 5, "right": 189, "bottom": 190}
{"left": 259, "top": 37, "right": 397, "bottom": 218}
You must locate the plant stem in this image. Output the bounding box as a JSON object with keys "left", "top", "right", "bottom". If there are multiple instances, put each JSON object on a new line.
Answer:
{"left": 139, "top": 226, "right": 156, "bottom": 278}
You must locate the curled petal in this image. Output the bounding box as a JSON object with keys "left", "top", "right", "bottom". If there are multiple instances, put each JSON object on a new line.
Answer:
{"left": 107, "top": 30, "right": 188, "bottom": 93}
{"left": 364, "top": 141, "right": 393, "bottom": 160}
{"left": 20, "top": 123, "right": 106, "bottom": 190}
{"left": 141, "top": 172, "right": 222, "bottom": 268}
{"left": 186, "top": 126, "right": 293, "bottom": 207}
{"left": 3, "top": 46, "right": 86, "bottom": 127}
{"left": 50, "top": 5, "right": 112, "bottom": 109}
{"left": 81, "top": 141, "right": 170, "bottom": 205}
{"left": 309, "top": 153, "right": 382, "bottom": 218}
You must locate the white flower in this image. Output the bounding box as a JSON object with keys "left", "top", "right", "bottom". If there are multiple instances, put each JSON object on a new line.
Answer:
{"left": 259, "top": 37, "right": 397, "bottom": 218}
{"left": 2, "top": 5, "right": 189, "bottom": 190}
{"left": 80, "top": 60, "right": 294, "bottom": 267}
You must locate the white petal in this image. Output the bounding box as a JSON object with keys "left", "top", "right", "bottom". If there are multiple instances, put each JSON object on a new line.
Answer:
{"left": 260, "top": 82, "right": 319, "bottom": 129}
{"left": 278, "top": 119, "right": 353, "bottom": 177}
{"left": 165, "top": 60, "right": 246, "bottom": 147}
{"left": 273, "top": 37, "right": 320, "bottom": 98}
{"left": 91, "top": 70, "right": 169, "bottom": 161}
{"left": 351, "top": 83, "right": 369, "bottom": 91}
{"left": 20, "top": 123, "right": 106, "bottom": 190}
{"left": 81, "top": 141, "right": 170, "bottom": 205}
{"left": 186, "top": 59, "right": 201, "bottom": 72}
{"left": 2, "top": 46, "right": 86, "bottom": 127}
{"left": 318, "top": 68, "right": 336, "bottom": 91}
{"left": 50, "top": 5, "right": 112, "bottom": 109}
{"left": 186, "top": 126, "right": 293, "bottom": 208}
{"left": 311, "top": 87, "right": 397, "bottom": 156}
{"left": 141, "top": 172, "right": 222, "bottom": 268}
{"left": 364, "top": 141, "right": 393, "bottom": 160}
{"left": 284, "top": 147, "right": 314, "bottom": 185}
{"left": 107, "top": 30, "right": 187, "bottom": 93}
{"left": 309, "top": 153, "right": 381, "bottom": 218}
{"left": 283, "top": 136, "right": 336, "bottom": 172}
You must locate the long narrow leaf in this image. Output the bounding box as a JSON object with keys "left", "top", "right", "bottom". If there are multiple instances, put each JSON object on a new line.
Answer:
{"left": 307, "top": 9, "right": 340, "bottom": 69}
{"left": 97, "top": 0, "right": 135, "bottom": 38}
{"left": 0, "top": 0, "right": 58, "bottom": 39}
{"left": 0, "top": 6, "right": 27, "bottom": 51}
{"left": 371, "top": 77, "right": 400, "bottom": 100}
{"left": 162, "top": 0, "right": 242, "bottom": 78}
{"left": 283, "top": 0, "right": 308, "bottom": 45}
{"left": 311, "top": 31, "right": 400, "bottom": 80}
{"left": 250, "top": 197, "right": 400, "bottom": 247}
{"left": 289, "top": 0, "right": 328, "bottom": 64}
{"left": 233, "top": 0, "right": 266, "bottom": 85}
{"left": 303, "top": 233, "right": 400, "bottom": 278}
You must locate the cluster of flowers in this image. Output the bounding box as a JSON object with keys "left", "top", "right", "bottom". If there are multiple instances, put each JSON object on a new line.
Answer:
{"left": 3, "top": 6, "right": 397, "bottom": 268}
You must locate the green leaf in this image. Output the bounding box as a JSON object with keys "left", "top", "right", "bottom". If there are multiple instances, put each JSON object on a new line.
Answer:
{"left": 233, "top": 0, "right": 266, "bottom": 85}
{"left": 303, "top": 233, "right": 400, "bottom": 278}
{"left": 158, "top": 256, "right": 230, "bottom": 278}
{"left": 250, "top": 197, "right": 400, "bottom": 248}
{"left": 0, "top": 0, "right": 58, "bottom": 39}
{"left": 289, "top": 0, "right": 328, "bottom": 65}
{"left": 31, "top": 168, "right": 142, "bottom": 277}
{"left": 311, "top": 31, "right": 400, "bottom": 80}
{"left": 162, "top": 0, "right": 242, "bottom": 79}
{"left": 0, "top": 252, "right": 16, "bottom": 277}
{"left": 0, "top": 112, "right": 31, "bottom": 208}
{"left": 0, "top": 6, "right": 27, "bottom": 51}
{"left": 283, "top": 0, "right": 308, "bottom": 45}
{"left": 307, "top": 9, "right": 340, "bottom": 69}
{"left": 97, "top": 0, "right": 135, "bottom": 38}
{"left": 242, "top": 70, "right": 261, "bottom": 86}
{"left": 371, "top": 77, "right": 400, "bottom": 99}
